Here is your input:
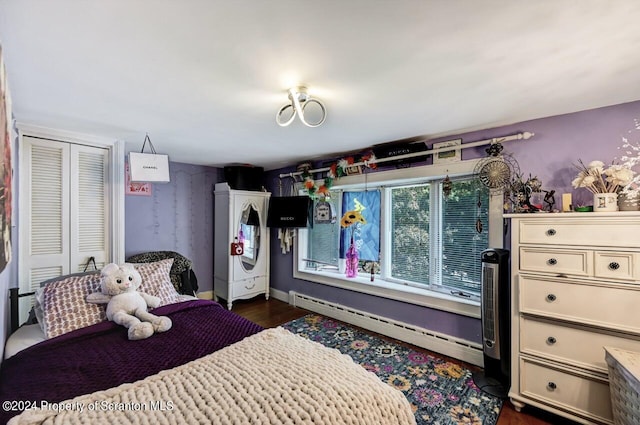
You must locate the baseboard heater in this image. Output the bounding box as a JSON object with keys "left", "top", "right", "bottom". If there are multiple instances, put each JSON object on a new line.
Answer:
{"left": 289, "top": 291, "right": 483, "bottom": 366}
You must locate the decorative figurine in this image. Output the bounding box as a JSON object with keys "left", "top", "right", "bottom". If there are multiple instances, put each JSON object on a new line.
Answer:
{"left": 543, "top": 190, "right": 556, "bottom": 212}
{"left": 442, "top": 175, "right": 452, "bottom": 199}
{"left": 509, "top": 174, "right": 543, "bottom": 213}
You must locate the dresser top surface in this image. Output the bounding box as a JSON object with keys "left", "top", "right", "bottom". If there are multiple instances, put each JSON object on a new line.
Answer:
{"left": 504, "top": 211, "right": 640, "bottom": 219}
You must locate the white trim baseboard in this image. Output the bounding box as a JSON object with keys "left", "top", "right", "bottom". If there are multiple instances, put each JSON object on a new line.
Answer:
{"left": 197, "top": 290, "right": 214, "bottom": 300}
{"left": 289, "top": 290, "right": 483, "bottom": 366}
{"left": 270, "top": 287, "right": 288, "bottom": 303}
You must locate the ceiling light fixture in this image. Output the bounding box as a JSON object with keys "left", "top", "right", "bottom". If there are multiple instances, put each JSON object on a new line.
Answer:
{"left": 276, "top": 86, "right": 326, "bottom": 127}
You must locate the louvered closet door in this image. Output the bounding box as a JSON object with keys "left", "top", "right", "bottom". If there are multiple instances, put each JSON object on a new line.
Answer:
{"left": 20, "top": 136, "right": 109, "bottom": 321}
{"left": 70, "top": 144, "right": 109, "bottom": 272}
{"left": 21, "top": 137, "right": 71, "bottom": 295}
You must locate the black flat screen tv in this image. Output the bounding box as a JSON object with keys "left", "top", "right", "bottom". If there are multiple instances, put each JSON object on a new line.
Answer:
{"left": 267, "top": 196, "right": 311, "bottom": 228}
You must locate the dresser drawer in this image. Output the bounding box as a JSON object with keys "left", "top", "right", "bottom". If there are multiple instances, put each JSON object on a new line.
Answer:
{"left": 520, "top": 358, "right": 612, "bottom": 423}
{"left": 519, "top": 219, "right": 640, "bottom": 248}
{"left": 595, "top": 251, "right": 639, "bottom": 281}
{"left": 520, "top": 317, "right": 640, "bottom": 374}
{"left": 520, "top": 247, "right": 591, "bottom": 277}
{"left": 519, "top": 276, "right": 640, "bottom": 334}
{"left": 232, "top": 277, "right": 267, "bottom": 298}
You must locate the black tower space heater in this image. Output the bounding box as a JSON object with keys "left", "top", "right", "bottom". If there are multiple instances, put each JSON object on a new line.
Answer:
{"left": 472, "top": 248, "right": 511, "bottom": 398}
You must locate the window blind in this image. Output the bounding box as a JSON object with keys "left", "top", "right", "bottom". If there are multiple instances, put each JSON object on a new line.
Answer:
{"left": 390, "top": 185, "right": 430, "bottom": 285}
{"left": 440, "top": 180, "right": 489, "bottom": 295}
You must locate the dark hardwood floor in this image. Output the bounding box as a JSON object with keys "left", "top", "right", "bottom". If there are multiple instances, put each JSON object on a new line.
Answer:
{"left": 231, "top": 297, "right": 580, "bottom": 425}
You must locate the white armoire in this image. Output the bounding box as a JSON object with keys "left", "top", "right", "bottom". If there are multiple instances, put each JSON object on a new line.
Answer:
{"left": 213, "top": 183, "right": 270, "bottom": 309}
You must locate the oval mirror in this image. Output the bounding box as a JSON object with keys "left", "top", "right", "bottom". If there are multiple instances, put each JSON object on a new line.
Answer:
{"left": 239, "top": 204, "right": 260, "bottom": 271}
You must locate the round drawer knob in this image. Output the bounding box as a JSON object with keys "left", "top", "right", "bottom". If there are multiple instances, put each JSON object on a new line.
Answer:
{"left": 609, "top": 262, "right": 620, "bottom": 271}
{"left": 547, "top": 336, "right": 557, "bottom": 345}
{"left": 546, "top": 229, "right": 556, "bottom": 236}
{"left": 547, "top": 258, "right": 557, "bottom": 266}
{"left": 546, "top": 294, "right": 557, "bottom": 302}
{"left": 547, "top": 382, "right": 557, "bottom": 391}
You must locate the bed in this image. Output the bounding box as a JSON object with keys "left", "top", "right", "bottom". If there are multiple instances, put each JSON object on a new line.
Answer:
{"left": 1, "top": 259, "right": 416, "bottom": 425}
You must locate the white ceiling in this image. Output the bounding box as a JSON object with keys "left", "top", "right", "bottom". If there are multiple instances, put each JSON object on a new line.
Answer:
{"left": 1, "top": 1, "right": 640, "bottom": 170}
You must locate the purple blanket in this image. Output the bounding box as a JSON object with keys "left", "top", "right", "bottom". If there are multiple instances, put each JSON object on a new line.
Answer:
{"left": 0, "top": 300, "right": 262, "bottom": 424}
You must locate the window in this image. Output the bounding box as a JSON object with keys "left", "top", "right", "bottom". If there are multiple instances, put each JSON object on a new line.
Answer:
{"left": 387, "top": 179, "right": 490, "bottom": 297}
{"left": 439, "top": 179, "right": 489, "bottom": 296}
{"left": 390, "top": 184, "right": 430, "bottom": 285}
{"left": 295, "top": 160, "right": 501, "bottom": 317}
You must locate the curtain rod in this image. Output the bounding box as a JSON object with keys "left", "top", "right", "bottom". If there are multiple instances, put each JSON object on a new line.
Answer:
{"left": 279, "top": 131, "right": 534, "bottom": 179}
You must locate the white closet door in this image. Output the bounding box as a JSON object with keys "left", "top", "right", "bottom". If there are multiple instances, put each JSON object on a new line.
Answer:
{"left": 70, "top": 144, "right": 109, "bottom": 272}
{"left": 21, "top": 136, "right": 71, "bottom": 294}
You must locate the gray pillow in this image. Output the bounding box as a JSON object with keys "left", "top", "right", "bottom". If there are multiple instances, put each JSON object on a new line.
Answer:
{"left": 24, "top": 270, "right": 101, "bottom": 329}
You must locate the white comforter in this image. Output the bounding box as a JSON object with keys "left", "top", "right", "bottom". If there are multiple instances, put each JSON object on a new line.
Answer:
{"left": 10, "top": 327, "right": 416, "bottom": 424}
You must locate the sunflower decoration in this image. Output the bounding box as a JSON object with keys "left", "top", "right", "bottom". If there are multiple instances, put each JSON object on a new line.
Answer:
{"left": 340, "top": 198, "right": 367, "bottom": 228}
{"left": 341, "top": 198, "right": 368, "bottom": 278}
{"left": 340, "top": 210, "right": 367, "bottom": 229}
{"left": 340, "top": 209, "right": 366, "bottom": 228}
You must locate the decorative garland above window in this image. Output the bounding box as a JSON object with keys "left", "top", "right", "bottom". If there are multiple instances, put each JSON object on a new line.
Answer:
{"left": 302, "top": 152, "right": 377, "bottom": 199}
{"left": 281, "top": 132, "right": 534, "bottom": 196}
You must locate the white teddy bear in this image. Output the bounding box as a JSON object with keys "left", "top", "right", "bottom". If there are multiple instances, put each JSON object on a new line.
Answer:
{"left": 87, "top": 263, "right": 172, "bottom": 340}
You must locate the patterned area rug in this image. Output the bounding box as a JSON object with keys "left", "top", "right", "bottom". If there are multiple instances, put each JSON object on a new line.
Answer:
{"left": 282, "top": 314, "right": 503, "bottom": 425}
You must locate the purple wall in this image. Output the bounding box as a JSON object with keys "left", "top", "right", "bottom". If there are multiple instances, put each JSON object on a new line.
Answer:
{"left": 125, "top": 162, "right": 223, "bottom": 293}
{"left": 266, "top": 100, "right": 640, "bottom": 344}
{"left": 452, "top": 102, "right": 639, "bottom": 208}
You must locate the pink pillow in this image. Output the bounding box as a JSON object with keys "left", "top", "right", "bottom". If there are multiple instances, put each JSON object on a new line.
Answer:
{"left": 133, "top": 258, "right": 181, "bottom": 306}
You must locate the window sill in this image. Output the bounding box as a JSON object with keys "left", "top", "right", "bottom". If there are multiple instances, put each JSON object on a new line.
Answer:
{"left": 293, "top": 268, "right": 481, "bottom": 319}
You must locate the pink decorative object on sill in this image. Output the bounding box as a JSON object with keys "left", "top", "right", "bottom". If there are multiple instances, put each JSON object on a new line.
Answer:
{"left": 340, "top": 207, "right": 367, "bottom": 279}
{"left": 345, "top": 236, "right": 359, "bottom": 278}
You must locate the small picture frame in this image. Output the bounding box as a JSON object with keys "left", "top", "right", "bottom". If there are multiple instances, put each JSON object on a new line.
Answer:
{"left": 346, "top": 165, "right": 362, "bottom": 175}
{"left": 125, "top": 162, "right": 152, "bottom": 196}
{"left": 433, "top": 139, "right": 462, "bottom": 164}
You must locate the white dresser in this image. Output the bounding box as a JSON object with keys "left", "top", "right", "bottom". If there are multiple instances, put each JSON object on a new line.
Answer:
{"left": 506, "top": 212, "right": 640, "bottom": 425}
{"left": 214, "top": 183, "right": 271, "bottom": 310}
